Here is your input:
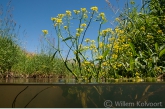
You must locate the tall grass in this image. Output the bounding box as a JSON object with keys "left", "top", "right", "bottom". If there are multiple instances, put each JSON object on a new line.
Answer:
{"left": 0, "top": 1, "right": 70, "bottom": 78}
{"left": 0, "top": 1, "right": 20, "bottom": 76}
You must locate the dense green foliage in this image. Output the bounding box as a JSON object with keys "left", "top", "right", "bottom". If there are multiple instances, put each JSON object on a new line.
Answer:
{"left": 43, "top": 0, "right": 165, "bottom": 82}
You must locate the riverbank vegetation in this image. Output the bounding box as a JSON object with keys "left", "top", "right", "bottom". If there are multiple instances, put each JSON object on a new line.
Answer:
{"left": 0, "top": 0, "right": 165, "bottom": 82}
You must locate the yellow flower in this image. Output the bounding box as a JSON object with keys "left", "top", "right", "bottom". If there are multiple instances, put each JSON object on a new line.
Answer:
{"left": 76, "top": 33, "right": 80, "bottom": 37}
{"left": 98, "top": 55, "right": 103, "bottom": 59}
{"left": 157, "top": 30, "right": 162, "bottom": 34}
{"left": 140, "top": 26, "right": 145, "bottom": 31}
{"left": 81, "top": 8, "right": 87, "bottom": 13}
{"left": 112, "top": 65, "right": 117, "bottom": 69}
{"left": 83, "top": 14, "right": 88, "bottom": 19}
{"left": 91, "top": 6, "right": 98, "bottom": 12}
{"left": 83, "top": 46, "right": 89, "bottom": 50}
{"left": 90, "top": 40, "right": 95, "bottom": 43}
{"left": 93, "top": 48, "right": 98, "bottom": 52}
{"left": 101, "top": 72, "right": 106, "bottom": 75}
{"left": 73, "top": 10, "right": 80, "bottom": 14}
{"left": 85, "top": 38, "right": 90, "bottom": 43}
{"left": 101, "top": 30, "right": 108, "bottom": 36}
{"left": 123, "top": 44, "right": 129, "bottom": 48}
{"left": 76, "top": 28, "right": 84, "bottom": 33}
{"left": 74, "top": 50, "right": 77, "bottom": 54}
{"left": 91, "top": 63, "right": 94, "bottom": 67}
{"left": 90, "top": 44, "right": 96, "bottom": 49}
{"left": 113, "top": 44, "right": 119, "bottom": 49}
{"left": 112, "top": 54, "right": 118, "bottom": 59}
{"left": 57, "top": 14, "right": 65, "bottom": 19}
{"left": 106, "top": 44, "right": 111, "bottom": 48}
{"left": 51, "top": 17, "right": 57, "bottom": 21}
{"left": 135, "top": 72, "right": 140, "bottom": 76}
{"left": 66, "top": 10, "right": 71, "bottom": 16}
{"left": 54, "top": 23, "right": 57, "bottom": 27}
{"left": 155, "top": 67, "right": 162, "bottom": 72}
{"left": 64, "top": 26, "right": 68, "bottom": 30}
{"left": 56, "top": 18, "right": 62, "bottom": 23}
{"left": 115, "top": 28, "right": 120, "bottom": 33}
{"left": 119, "top": 30, "right": 124, "bottom": 34}
{"left": 109, "top": 37, "right": 115, "bottom": 41}
{"left": 147, "top": 34, "right": 153, "bottom": 39}
{"left": 115, "top": 18, "right": 120, "bottom": 21}
{"left": 99, "top": 42, "right": 104, "bottom": 48}
{"left": 106, "top": 28, "right": 113, "bottom": 32}
{"left": 117, "top": 63, "right": 122, "bottom": 67}
{"left": 102, "top": 62, "right": 108, "bottom": 66}
{"left": 99, "top": 12, "right": 105, "bottom": 17}
{"left": 42, "top": 30, "right": 48, "bottom": 35}
{"left": 81, "top": 23, "right": 87, "bottom": 28}
{"left": 84, "top": 61, "right": 90, "bottom": 64}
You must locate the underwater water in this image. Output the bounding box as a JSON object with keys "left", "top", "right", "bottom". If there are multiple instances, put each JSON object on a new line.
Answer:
{"left": 0, "top": 78, "right": 165, "bottom": 108}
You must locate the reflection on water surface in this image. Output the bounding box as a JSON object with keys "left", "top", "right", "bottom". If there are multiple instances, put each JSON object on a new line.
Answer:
{"left": 0, "top": 78, "right": 165, "bottom": 108}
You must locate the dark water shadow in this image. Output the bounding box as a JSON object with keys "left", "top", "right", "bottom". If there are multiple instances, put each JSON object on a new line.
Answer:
{"left": 0, "top": 80, "right": 165, "bottom": 108}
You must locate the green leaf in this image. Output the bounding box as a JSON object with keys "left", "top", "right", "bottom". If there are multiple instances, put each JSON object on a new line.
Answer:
{"left": 160, "top": 45, "right": 165, "bottom": 51}
{"left": 130, "top": 58, "right": 134, "bottom": 71}
{"left": 159, "top": 48, "right": 165, "bottom": 58}
{"left": 155, "top": 42, "right": 158, "bottom": 53}
{"left": 102, "top": 50, "right": 109, "bottom": 59}
{"left": 129, "top": 42, "right": 136, "bottom": 56}
{"left": 51, "top": 51, "right": 58, "bottom": 61}
{"left": 62, "top": 36, "right": 73, "bottom": 41}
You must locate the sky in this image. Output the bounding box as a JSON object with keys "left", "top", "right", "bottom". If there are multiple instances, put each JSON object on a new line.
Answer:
{"left": 0, "top": 0, "right": 142, "bottom": 57}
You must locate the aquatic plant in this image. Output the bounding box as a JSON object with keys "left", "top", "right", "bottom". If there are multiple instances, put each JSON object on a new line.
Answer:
{"left": 43, "top": 0, "right": 165, "bottom": 82}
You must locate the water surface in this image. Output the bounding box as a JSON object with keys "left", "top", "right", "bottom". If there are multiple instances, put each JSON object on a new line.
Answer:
{"left": 0, "top": 78, "right": 165, "bottom": 108}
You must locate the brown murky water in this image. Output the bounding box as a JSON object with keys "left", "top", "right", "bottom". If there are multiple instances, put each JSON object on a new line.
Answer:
{"left": 0, "top": 78, "right": 165, "bottom": 108}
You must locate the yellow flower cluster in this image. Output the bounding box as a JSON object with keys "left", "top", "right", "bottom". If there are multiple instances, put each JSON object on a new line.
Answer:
{"left": 90, "top": 44, "right": 96, "bottom": 50}
{"left": 91, "top": 6, "right": 98, "bottom": 12}
{"left": 140, "top": 26, "right": 145, "bottom": 31}
{"left": 75, "top": 28, "right": 84, "bottom": 37}
{"left": 42, "top": 30, "right": 48, "bottom": 35}
{"left": 64, "top": 26, "right": 68, "bottom": 30}
{"left": 102, "top": 62, "right": 108, "bottom": 66}
{"left": 115, "top": 18, "right": 120, "bottom": 21}
{"left": 98, "top": 55, "right": 103, "bottom": 59}
{"left": 99, "top": 12, "right": 106, "bottom": 21}
{"left": 147, "top": 34, "right": 154, "bottom": 39}
{"left": 56, "top": 18, "right": 62, "bottom": 23}
{"left": 99, "top": 42, "right": 104, "bottom": 48}
{"left": 112, "top": 54, "right": 118, "bottom": 59}
{"left": 83, "top": 14, "right": 88, "bottom": 19}
{"left": 157, "top": 30, "right": 162, "bottom": 34}
{"left": 73, "top": 10, "right": 80, "bottom": 14}
{"left": 84, "top": 61, "right": 91, "bottom": 64}
{"left": 51, "top": 17, "right": 57, "bottom": 21}
{"left": 81, "top": 23, "right": 87, "bottom": 28}
{"left": 57, "top": 14, "right": 65, "bottom": 19}
{"left": 48, "top": 6, "right": 154, "bottom": 78}
{"left": 51, "top": 17, "right": 62, "bottom": 25}
{"left": 66, "top": 10, "right": 71, "bottom": 16}
{"left": 91, "top": 40, "right": 95, "bottom": 43}
{"left": 85, "top": 38, "right": 90, "bottom": 43}
{"left": 76, "top": 33, "right": 80, "bottom": 37}
{"left": 81, "top": 8, "right": 87, "bottom": 13}
{"left": 99, "top": 12, "right": 105, "bottom": 18}
{"left": 76, "top": 28, "right": 84, "bottom": 33}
